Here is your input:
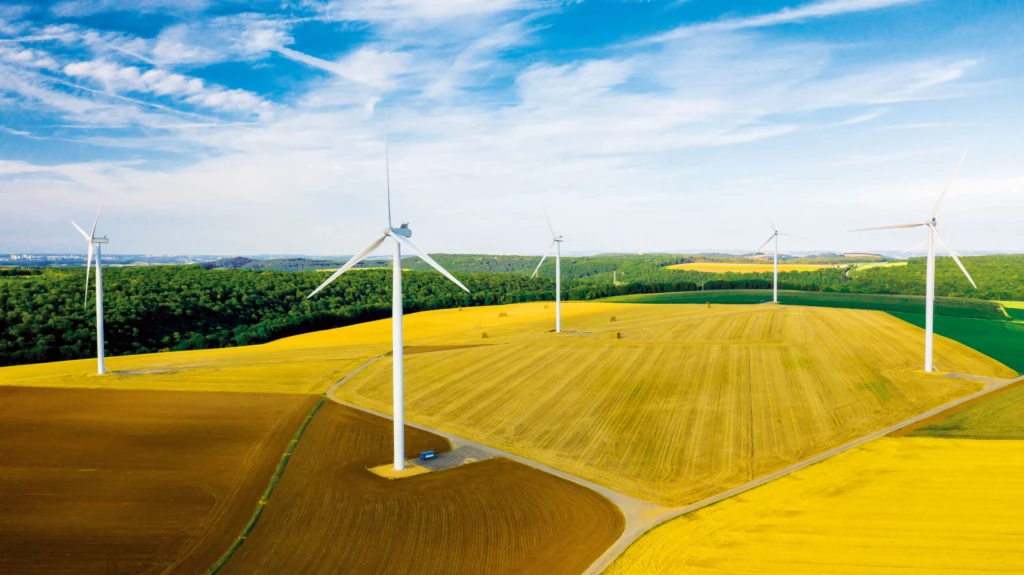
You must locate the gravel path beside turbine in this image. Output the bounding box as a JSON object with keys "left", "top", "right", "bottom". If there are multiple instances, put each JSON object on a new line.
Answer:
{"left": 331, "top": 362, "right": 1023, "bottom": 575}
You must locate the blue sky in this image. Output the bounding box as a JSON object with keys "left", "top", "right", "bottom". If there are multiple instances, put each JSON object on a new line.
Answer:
{"left": 0, "top": 0, "right": 1021, "bottom": 255}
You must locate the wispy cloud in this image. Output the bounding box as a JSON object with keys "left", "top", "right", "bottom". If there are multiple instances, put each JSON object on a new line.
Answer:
{"left": 312, "top": 0, "right": 540, "bottom": 25}
{"left": 826, "top": 147, "right": 955, "bottom": 166}
{"left": 50, "top": 0, "right": 209, "bottom": 18}
{"left": 646, "top": 0, "right": 926, "bottom": 44}
{"left": 62, "top": 59, "right": 271, "bottom": 116}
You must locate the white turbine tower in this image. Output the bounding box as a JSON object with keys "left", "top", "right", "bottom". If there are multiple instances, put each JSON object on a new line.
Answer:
{"left": 752, "top": 221, "right": 805, "bottom": 304}
{"left": 308, "top": 106, "right": 469, "bottom": 472}
{"left": 531, "top": 209, "right": 563, "bottom": 333}
{"left": 851, "top": 150, "right": 975, "bottom": 373}
{"left": 72, "top": 200, "right": 107, "bottom": 375}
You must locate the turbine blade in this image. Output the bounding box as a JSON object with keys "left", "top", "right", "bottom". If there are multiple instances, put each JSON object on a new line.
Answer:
{"left": 84, "top": 243, "right": 93, "bottom": 308}
{"left": 752, "top": 235, "right": 774, "bottom": 257}
{"left": 933, "top": 228, "right": 977, "bottom": 289}
{"left": 308, "top": 233, "right": 387, "bottom": 298}
{"left": 777, "top": 232, "right": 809, "bottom": 241}
{"left": 849, "top": 222, "right": 926, "bottom": 232}
{"left": 542, "top": 205, "right": 556, "bottom": 239}
{"left": 393, "top": 234, "right": 470, "bottom": 293}
{"left": 901, "top": 239, "right": 929, "bottom": 254}
{"left": 90, "top": 197, "right": 104, "bottom": 240}
{"left": 532, "top": 240, "right": 555, "bottom": 278}
{"left": 932, "top": 150, "right": 969, "bottom": 219}
{"left": 72, "top": 220, "right": 90, "bottom": 240}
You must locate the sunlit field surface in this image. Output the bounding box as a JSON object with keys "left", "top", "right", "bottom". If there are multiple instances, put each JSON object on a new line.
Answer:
{"left": 604, "top": 437, "right": 1024, "bottom": 574}
{"left": 221, "top": 403, "right": 623, "bottom": 575}
{"left": 0, "top": 303, "right": 618, "bottom": 393}
{"left": 0, "top": 387, "right": 317, "bottom": 575}
{"left": 666, "top": 262, "right": 833, "bottom": 273}
{"left": 336, "top": 302, "right": 1012, "bottom": 505}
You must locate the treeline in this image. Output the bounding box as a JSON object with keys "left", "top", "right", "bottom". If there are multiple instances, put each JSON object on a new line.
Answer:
{"left": 844, "top": 255, "right": 1024, "bottom": 300}
{"left": 2, "top": 253, "right": 1021, "bottom": 368}
{"left": 0, "top": 266, "right": 553, "bottom": 366}
{"left": 409, "top": 253, "right": 1024, "bottom": 301}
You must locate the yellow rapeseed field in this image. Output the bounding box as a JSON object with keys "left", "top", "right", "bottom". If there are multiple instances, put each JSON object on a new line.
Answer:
{"left": 666, "top": 262, "right": 833, "bottom": 273}
{"left": 336, "top": 302, "right": 1013, "bottom": 505}
{"left": 604, "top": 436, "right": 1024, "bottom": 574}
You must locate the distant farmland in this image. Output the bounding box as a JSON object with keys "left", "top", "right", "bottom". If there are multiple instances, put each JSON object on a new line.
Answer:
{"left": 337, "top": 302, "right": 1012, "bottom": 506}
{"left": 0, "top": 387, "right": 316, "bottom": 575}
{"left": 666, "top": 262, "right": 834, "bottom": 273}
{"left": 602, "top": 289, "right": 1009, "bottom": 319}
{"left": 220, "top": 403, "right": 623, "bottom": 575}
{"left": 604, "top": 437, "right": 1024, "bottom": 574}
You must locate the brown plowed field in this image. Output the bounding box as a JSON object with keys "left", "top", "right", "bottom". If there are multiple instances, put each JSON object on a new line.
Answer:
{"left": 0, "top": 386, "right": 317, "bottom": 575}
{"left": 221, "top": 403, "right": 624, "bottom": 575}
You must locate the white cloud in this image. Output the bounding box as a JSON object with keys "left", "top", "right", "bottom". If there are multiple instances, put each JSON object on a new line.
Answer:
{"left": 313, "top": 0, "right": 539, "bottom": 25}
{"left": 0, "top": 45, "right": 58, "bottom": 70}
{"left": 276, "top": 46, "right": 406, "bottom": 89}
{"left": 50, "top": 0, "right": 209, "bottom": 18}
{"left": 62, "top": 59, "right": 271, "bottom": 116}
{"left": 648, "top": 0, "right": 926, "bottom": 43}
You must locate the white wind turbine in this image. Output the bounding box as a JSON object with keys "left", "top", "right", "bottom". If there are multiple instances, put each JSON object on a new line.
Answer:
{"left": 531, "top": 209, "right": 563, "bottom": 333}
{"left": 308, "top": 106, "right": 469, "bottom": 472}
{"left": 72, "top": 199, "right": 108, "bottom": 375}
{"left": 851, "top": 150, "right": 975, "bottom": 373}
{"left": 751, "top": 220, "right": 805, "bottom": 304}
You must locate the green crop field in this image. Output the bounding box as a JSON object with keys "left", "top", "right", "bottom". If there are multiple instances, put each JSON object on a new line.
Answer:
{"left": 602, "top": 290, "right": 1008, "bottom": 320}
{"left": 889, "top": 312, "right": 1024, "bottom": 375}
{"left": 906, "top": 382, "right": 1024, "bottom": 439}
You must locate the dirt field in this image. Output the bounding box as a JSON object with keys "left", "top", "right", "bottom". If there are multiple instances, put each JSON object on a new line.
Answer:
{"left": 0, "top": 386, "right": 317, "bottom": 575}
{"left": 221, "top": 402, "right": 624, "bottom": 575}
{"left": 336, "top": 303, "right": 1013, "bottom": 506}
{"left": 604, "top": 437, "right": 1024, "bottom": 574}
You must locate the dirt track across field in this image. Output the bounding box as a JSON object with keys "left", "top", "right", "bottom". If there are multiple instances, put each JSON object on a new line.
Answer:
{"left": 0, "top": 386, "right": 316, "bottom": 575}
{"left": 220, "top": 402, "right": 624, "bottom": 575}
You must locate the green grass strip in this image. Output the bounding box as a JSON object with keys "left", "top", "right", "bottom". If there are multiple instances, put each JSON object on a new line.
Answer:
{"left": 601, "top": 289, "right": 1007, "bottom": 320}
{"left": 205, "top": 396, "right": 326, "bottom": 575}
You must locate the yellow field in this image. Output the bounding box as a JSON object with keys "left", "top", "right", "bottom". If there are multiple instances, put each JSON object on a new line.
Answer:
{"left": 336, "top": 302, "right": 1013, "bottom": 505}
{"left": 1001, "top": 301, "right": 1024, "bottom": 310}
{"left": 0, "top": 302, "right": 633, "bottom": 394}
{"left": 667, "top": 262, "right": 833, "bottom": 273}
{"left": 604, "top": 437, "right": 1024, "bottom": 574}
{"left": 850, "top": 261, "right": 908, "bottom": 272}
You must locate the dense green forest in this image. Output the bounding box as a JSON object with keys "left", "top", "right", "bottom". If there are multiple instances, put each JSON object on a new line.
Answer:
{"left": 0, "top": 265, "right": 708, "bottom": 367}
{"left": 1, "top": 252, "right": 1021, "bottom": 368}
{"left": 410, "top": 253, "right": 1024, "bottom": 301}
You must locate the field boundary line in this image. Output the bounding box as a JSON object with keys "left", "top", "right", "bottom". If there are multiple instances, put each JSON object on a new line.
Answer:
{"left": 328, "top": 350, "right": 1023, "bottom": 574}
{"left": 583, "top": 371, "right": 1024, "bottom": 574}
{"left": 327, "top": 377, "right": 668, "bottom": 563}
{"left": 204, "top": 397, "right": 326, "bottom": 575}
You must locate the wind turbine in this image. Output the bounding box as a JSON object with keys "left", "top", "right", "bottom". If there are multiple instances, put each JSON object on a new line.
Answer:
{"left": 72, "top": 199, "right": 107, "bottom": 375}
{"left": 307, "top": 105, "right": 469, "bottom": 472}
{"left": 851, "top": 150, "right": 975, "bottom": 373}
{"left": 751, "top": 221, "right": 805, "bottom": 304}
{"left": 531, "top": 209, "right": 563, "bottom": 333}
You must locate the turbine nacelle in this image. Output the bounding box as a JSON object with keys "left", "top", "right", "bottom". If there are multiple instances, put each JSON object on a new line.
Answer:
{"left": 387, "top": 223, "right": 412, "bottom": 238}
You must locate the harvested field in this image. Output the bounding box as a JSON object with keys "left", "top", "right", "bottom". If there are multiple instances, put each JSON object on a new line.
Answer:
{"left": 337, "top": 302, "right": 1013, "bottom": 506}
{"left": 0, "top": 302, "right": 616, "bottom": 394}
{"left": 666, "top": 262, "right": 832, "bottom": 273}
{"left": 0, "top": 337, "right": 381, "bottom": 394}
{"left": 221, "top": 402, "right": 623, "bottom": 575}
{"left": 0, "top": 386, "right": 317, "bottom": 575}
{"left": 604, "top": 437, "right": 1024, "bottom": 574}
